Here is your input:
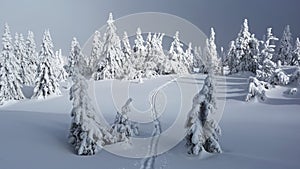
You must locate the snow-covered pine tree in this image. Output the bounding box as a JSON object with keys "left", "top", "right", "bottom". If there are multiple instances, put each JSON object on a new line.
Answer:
{"left": 220, "top": 47, "right": 226, "bottom": 75}
{"left": 143, "top": 32, "right": 157, "bottom": 77}
{"left": 226, "top": 41, "right": 239, "bottom": 74}
{"left": 67, "top": 37, "right": 82, "bottom": 77}
{"left": 122, "top": 32, "right": 132, "bottom": 62}
{"left": 25, "top": 31, "right": 38, "bottom": 85}
{"left": 32, "top": 30, "right": 61, "bottom": 99}
{"left": 0, "top": 23, "right": 24, "bottom": 104}
{"left": 291, "top": 38, "right": 300, "bottom": 66}
{"left": 149, "top": 33, "right": 168, "bottom": 75}
{"left": 13, "top": 33, "right": 26, "bottom": 84}
{"left": 88, "top": 31, "right": 103, "bottom": 76}
{"left": 204, "top": 28, "right": 221, "bottom": 75}
{"left": 111, "top": 98, "right": 139, "bottom": 142}
{"left": 245, "top": 76, "right": 267, "bottom": 102}
{"left": 168, "top": 31, "right": 188, "bottom": 74}
{"left": 93, "top": 13, "right": 124, "bottom": 80}
{"left": 184, "top": 42, "right": 194, "bottom": 73}
{"left": 13, "top": 32, "right": 22, "bottom": 68}
{"left": 18, "top": 33, "right": 33, "bottom": 85}
{"left": 69, "top": 64, "right": 114, "bottom": 155}
{"left": 269, "top": 68, "right": 290, "bottom": 85}
{"left": 233, "top": 19, "right": 259, "bottom": 73}
{"left": 143, "top": 32, "right": 166, "bottom": 78}
{"left": 290, "top": 67, "right": 300, "bottom": 86}
{"left": 132, "top": 27, "right": 146, "bottom": 72}
{"left": 54, "top": 49, "right": 68, "bottom": 81}
{"left": 122, "top": 31, "right": 137, "bottom": 80}
{"left": 256, "top": 28, "right": 278, "bottom": 82}
{"left": 194, "top": 46, "right": 207, "bottom": 73}
{"left": 185, "top": 74, "right": 222, "bottom": 155}
{"left": 277, "top": 25, "right": 293, "bottom": 65}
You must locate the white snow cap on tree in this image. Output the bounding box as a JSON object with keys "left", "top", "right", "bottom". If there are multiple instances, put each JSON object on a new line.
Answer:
{"left": 111, "top": 98, "right": 139, "bottom": 142}
{"left": 185, "top": 74, "right": 222, "bottom": 155}
{"left": 69, "top": 68, "right": 114, "bottom": 155}
{"left": 93, "top": 13, "right": 124, "bottom": 80}
{"left": 0, "top": 23, "right": 24, "bottom": 104}
{"left": 32, "top": 30, "right": 61, "bottom": 99}
{"left": 277, "top": 25, "right": 293, "bottom": 65}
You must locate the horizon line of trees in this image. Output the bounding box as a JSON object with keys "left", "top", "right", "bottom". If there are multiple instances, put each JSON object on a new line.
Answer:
{"left": 1, "top": 13, "right": 300, "bottom": 106}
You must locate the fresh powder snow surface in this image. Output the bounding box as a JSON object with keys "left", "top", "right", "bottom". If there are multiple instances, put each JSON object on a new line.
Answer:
{"left": 0, "top": 74, "right": 300, "bottom": 169}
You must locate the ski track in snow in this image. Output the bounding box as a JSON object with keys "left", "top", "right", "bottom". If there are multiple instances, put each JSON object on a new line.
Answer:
{"left": 140, "top": 76, "right": 181, "bottom": 169}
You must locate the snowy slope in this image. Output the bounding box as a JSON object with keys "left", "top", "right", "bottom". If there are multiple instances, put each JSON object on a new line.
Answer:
{"left": 0, "top": 74, "right": 300, "bottom": 169}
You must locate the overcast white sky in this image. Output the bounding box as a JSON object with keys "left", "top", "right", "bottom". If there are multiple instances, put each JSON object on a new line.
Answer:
{"left": 0, "top": 0, "right": 299, "bottom": 55}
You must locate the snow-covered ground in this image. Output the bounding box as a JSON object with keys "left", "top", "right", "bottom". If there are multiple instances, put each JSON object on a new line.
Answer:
{"left": 0, "top": 73, "right": 300, "bottom": 169}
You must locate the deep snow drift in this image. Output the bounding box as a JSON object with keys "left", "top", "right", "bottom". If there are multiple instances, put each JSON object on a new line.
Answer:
{"left": 0, "top": 74, "right": 300, "bottom": 169}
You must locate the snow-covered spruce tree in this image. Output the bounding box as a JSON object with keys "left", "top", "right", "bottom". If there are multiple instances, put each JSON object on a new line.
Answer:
{"left": 122, "top": 31, "right": 137, "bottom": 80}
{"left": 69, "top": 66, "right": 114, "bottom": 155}
{"left": 220, "top": 47, "right": 226, "bottom": 75}
{"left": 149, "top": 33, "right": 168, "bottom": 75}
{"left": 19, "top": 33, "right": 34, "bottom": 85}
{"left": 32, "top": 30, "right": 61, "bottom": 99}
{"left": 143, "top": 33, "right": 166, "bottom": 77}
{"left": 132, "top": 27, "right": 146, "bottom": 73}
{"left": 226, "top": 41, "right": 239, "bottom": 74}
{"left": 25, "top": 31, "right": 38, "bottom": 85}
{"left": 0, "top": 23, "right": 24, "bottom": 104}
{"left": 66, "top": 37, "right": 82, "bottom": 77}
{"left": 13, "top": 33, "right": 26, "bottom": 85}
{"left": 184, "top": 42, "right": 194, "bottom": 73}
{"left": 168, "top": 31, "right": 188, "bottom": 74}
{"left": 245, "top": 76, "right": 268, "bottom": 102}
{"left": 194, "top": 46, "right": 208, "bottom": 73}
{"left": 93, "top": 13, "right": 124, "bottom": 80}
{"left": 204, "top": 28, "right": 221, "bottom": 75}
{"left": 291, "top": 38, "right": 300, "bottom": 66}
{"left": 290, "top": 67, "right": 300, "bottom": 86}
{"left": 88, "top": 31, "right": 103, "bottom": 76}
{"left": 111, "top": 98, "right": 139, "bottom": 142}
{"left": 185, "top": 74, "right": 222, "bottom": 155}
{"left": 54, "top": 49, "right": 68, "bottom": 81}
{"left": 256, "top": 28, "right": 279, "bottom": 82}
{"left": 230, "top": 19, "right": 259, "bottom": 74}
{"left": 269, "top": 68, "right": 290, "bottom": 85}
{"left": 143, "top": 32, "right": 156, "bottom": 78}
{"left": 13, "top": 33, "right": 22, "bottom": 67}
{"left": 277, "top": 25, "right": 293, "bottom": 65}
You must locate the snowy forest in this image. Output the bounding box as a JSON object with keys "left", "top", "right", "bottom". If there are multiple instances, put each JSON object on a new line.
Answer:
{"left": 1, "top": 12, "right": 300, "bottom": 169}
